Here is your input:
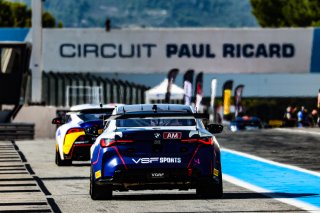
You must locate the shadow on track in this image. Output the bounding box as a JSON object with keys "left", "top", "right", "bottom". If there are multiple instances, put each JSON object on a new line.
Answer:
{"left": 111, "top": 191, "right": 318, "bottom": 201}
{"left": 224, "top": 192, "right": 318, "bottom": 199}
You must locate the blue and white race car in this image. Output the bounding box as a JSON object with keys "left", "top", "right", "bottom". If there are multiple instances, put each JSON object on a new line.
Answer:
{"left": 90, "top": 104, "right": 223, "bottom": 199}
{"left": 52, "top": 104, "right": 118, "bottom": 166}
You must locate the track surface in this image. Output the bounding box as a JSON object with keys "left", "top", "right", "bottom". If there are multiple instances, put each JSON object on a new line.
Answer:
{"left": 2, "top": 128, "right": 318, "bottom": 212}
{"left": 218, "top": 128, "right": 320, "bottom": 172}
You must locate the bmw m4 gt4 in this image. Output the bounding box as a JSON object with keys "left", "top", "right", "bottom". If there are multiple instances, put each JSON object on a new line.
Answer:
{"left": 90, "top": 104, "right": 223, "bottom": 199}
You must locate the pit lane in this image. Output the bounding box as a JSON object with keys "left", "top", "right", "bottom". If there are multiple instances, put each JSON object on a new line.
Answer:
{"left": 3, "top": 128, "right": 319, "bottom": 212}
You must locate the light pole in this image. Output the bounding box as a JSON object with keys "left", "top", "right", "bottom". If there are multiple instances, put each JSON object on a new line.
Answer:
{"left": 31, "top": 0, "right": 43, "bottom": 103}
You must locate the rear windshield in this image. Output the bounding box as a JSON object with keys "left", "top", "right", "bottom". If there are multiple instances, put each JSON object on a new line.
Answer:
{"left": 78, "top": 113, "right": 108, "bottom": 122}
{"left": 116, "top": 118, "right": 196, "bottom": 127}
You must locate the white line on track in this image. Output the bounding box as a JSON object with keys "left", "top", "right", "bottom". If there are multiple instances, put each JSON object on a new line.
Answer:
{"left": 274, "top": 128, "right": 320, "bottom": 136}
{"left": 221, "top": 148, "right": 320, "bottom": 212}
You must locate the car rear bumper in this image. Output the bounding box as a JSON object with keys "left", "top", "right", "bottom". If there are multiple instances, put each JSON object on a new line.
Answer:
{"left": 65, "top": 144, "right": 92, "bottom": 161}
{"left": 95, "top": 168, "right": 212, "bottom": 190}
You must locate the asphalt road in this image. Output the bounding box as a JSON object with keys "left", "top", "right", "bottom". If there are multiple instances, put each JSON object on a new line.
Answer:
{"left": 8, "top": 128, "right": 314, "bottom": 212}
{"left": 218, "top": 128, "right": 320, "bottom": 172}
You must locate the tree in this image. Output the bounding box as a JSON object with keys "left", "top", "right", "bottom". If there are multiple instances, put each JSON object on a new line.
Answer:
{"left": 0, "top": 0, "right": 62, "bottom": 28}
{"left": 42, "top": 11, "right": 55, "bottom": 28}
{"left": 10, "top": 2, "right": 31, "bottom": 27}
{"left": 251, "top": 0, "right": 320, "bottom": 27}
{"left": 0, "top": 0, "right": 14, "bottom": 27}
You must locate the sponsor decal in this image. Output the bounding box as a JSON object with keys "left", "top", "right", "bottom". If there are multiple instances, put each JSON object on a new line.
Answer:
{"left": 153, "top": 140, "right": 161, "bottom": 145}
{"left": 154, "top": 133, "right": 161, "bottom": 139}
{"left": 95, "top": 170, "right": 101, "bottom": 179}
{"left": 163, "top": 132, "right": 182, "bottom": 139}
{"left": 160, "top": 157, "right": 181, "bottom": 163}
{"left": 193, "top": 158, "right": 200, "bottom": 165}
{"left": 74, "top": 141, "right": 90, "bottom": 144}
{"left": 132, "top": 157, "right": 181, "bottom": 164}
{"left": 151, "top": 173, "right": 165, "bottom": 178}
{"left": 214, "top": 168, "right": 219, "bottom": 177}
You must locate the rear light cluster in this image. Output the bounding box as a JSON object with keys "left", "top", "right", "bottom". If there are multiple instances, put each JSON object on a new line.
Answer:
{"left": 100, "top": 138, "right": 133, "bottom": 147}
{"left": 67, "top": 128, "right": 84, "bottom": 134}
{"left": 100, "top": 136, "right": 214, "bottom": 147}
{"left": 181, "top": 137, "right": 213, "bottom": 145}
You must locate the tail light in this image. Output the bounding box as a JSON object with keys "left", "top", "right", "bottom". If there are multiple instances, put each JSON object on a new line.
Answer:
{"left": 181, "top": 137, "right": 213, "bottom": 145}
{"left": 67, "top": 128, "right": 84, "bottom": 134}
{"left": 100, "top": 138, "right": 134, "bottom": 147}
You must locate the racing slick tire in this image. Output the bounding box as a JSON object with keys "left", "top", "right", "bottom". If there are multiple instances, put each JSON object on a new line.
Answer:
{"left": 55, "top": 149, "right": 72, "bottom": 166}
{"left": 90, "top": 167, "right": 112, "bottom": 200}
{"left": 196, "top": 172, "right": 223, "bottom": 199}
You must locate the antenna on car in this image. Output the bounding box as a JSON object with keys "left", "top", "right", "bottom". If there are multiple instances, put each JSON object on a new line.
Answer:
{"left": 152, "top": 104, "right": 157, "bottom": 112}
{"left": 100, "top": 103, "right": 106, "bottom": 126}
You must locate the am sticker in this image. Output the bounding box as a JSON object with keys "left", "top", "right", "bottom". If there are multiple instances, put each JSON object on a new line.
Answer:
{"left": 163, "top": 132, "right": 182, "bottom": 139}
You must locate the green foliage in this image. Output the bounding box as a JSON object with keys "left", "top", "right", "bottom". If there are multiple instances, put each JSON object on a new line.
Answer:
{"left": 0, "top": 0, "right": 61, "bottom": 28}
{"left": 0, "top": 0, "right": 14, "bottom": 26}
{"left": 42, "top": 11, "right": 55, "bottom": 28}
{"left": 251, "top": 0, "right": 320, "bottom": 27}
{"left": 10, "top": 1, "right": 31, "bottom": 27}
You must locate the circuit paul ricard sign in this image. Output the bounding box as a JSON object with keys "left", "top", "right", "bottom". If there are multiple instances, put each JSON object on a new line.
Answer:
{"left": 43, "top": 28, "right": 314, "bottom": 73}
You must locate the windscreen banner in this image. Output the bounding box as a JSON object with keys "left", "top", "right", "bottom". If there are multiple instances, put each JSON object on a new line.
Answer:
{"left": 183, "top": 69, "right": 194, "bottom": 106}
{"left": 234, "top": 84, "right": 244, "bottom": 117}
{"left": 165, "top": 68, "right": 179, "bottom": 103}
{"left": 222, "top": 80, "right": 233, "bottom": 120}
{"left": 194, "top": 72, "right": 203, "bottom": 110}
{"left": 209, "top": 79, "right": 217, "bottom": 122}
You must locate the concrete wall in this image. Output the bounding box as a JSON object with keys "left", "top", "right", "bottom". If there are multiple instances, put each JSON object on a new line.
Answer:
{"left": 13, "top": 106, "right": 57, "bottom": 139}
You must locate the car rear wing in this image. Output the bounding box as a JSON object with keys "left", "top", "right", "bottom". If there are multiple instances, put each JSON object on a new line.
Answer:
{"left": 106, "top": 112, "right": 209, "bottom": 121}
{"left": 67, "top": 108, "right": 114, "bottom": 115}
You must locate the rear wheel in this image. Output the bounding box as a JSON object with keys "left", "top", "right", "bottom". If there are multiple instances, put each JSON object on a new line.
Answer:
{"left": 90, "top": 167, "right": 112, "bottom": 200}
{"left": 55, "top": 148, "right": 72, "bottom": 166}
{"left": 196, "top": 171, "right": 223, "bottom": 198}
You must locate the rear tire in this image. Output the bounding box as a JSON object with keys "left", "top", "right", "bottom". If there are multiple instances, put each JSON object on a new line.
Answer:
{"left": 55, "top": 149, "right": 72, "bottom": 166}
{"left": 90, "top": 167, "right": 112, "bottom": 200}
{"left": 196, "top": 172, "right": 223, "bottom": 198}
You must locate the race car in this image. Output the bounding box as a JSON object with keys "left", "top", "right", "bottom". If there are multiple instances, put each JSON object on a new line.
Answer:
{"left": 230, "top": 116, "right": 263, "bottom": 132}
{"left": 52, "top": 104, "right": 118, "bottom": 166}
{"left": 90, "top": 104, "right": 224, "bottom": 200}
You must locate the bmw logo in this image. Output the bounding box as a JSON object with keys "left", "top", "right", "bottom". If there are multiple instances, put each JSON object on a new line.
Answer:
{"left": 154, "top": 133, "right": 161, "bottom": 139}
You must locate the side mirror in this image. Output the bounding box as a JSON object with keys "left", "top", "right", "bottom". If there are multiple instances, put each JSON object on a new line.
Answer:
{"left": 52, "top": 117, "right": 63, "bottom": 125}
{"left": 206, "top": 123, "right": 223, "bottom": 134}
